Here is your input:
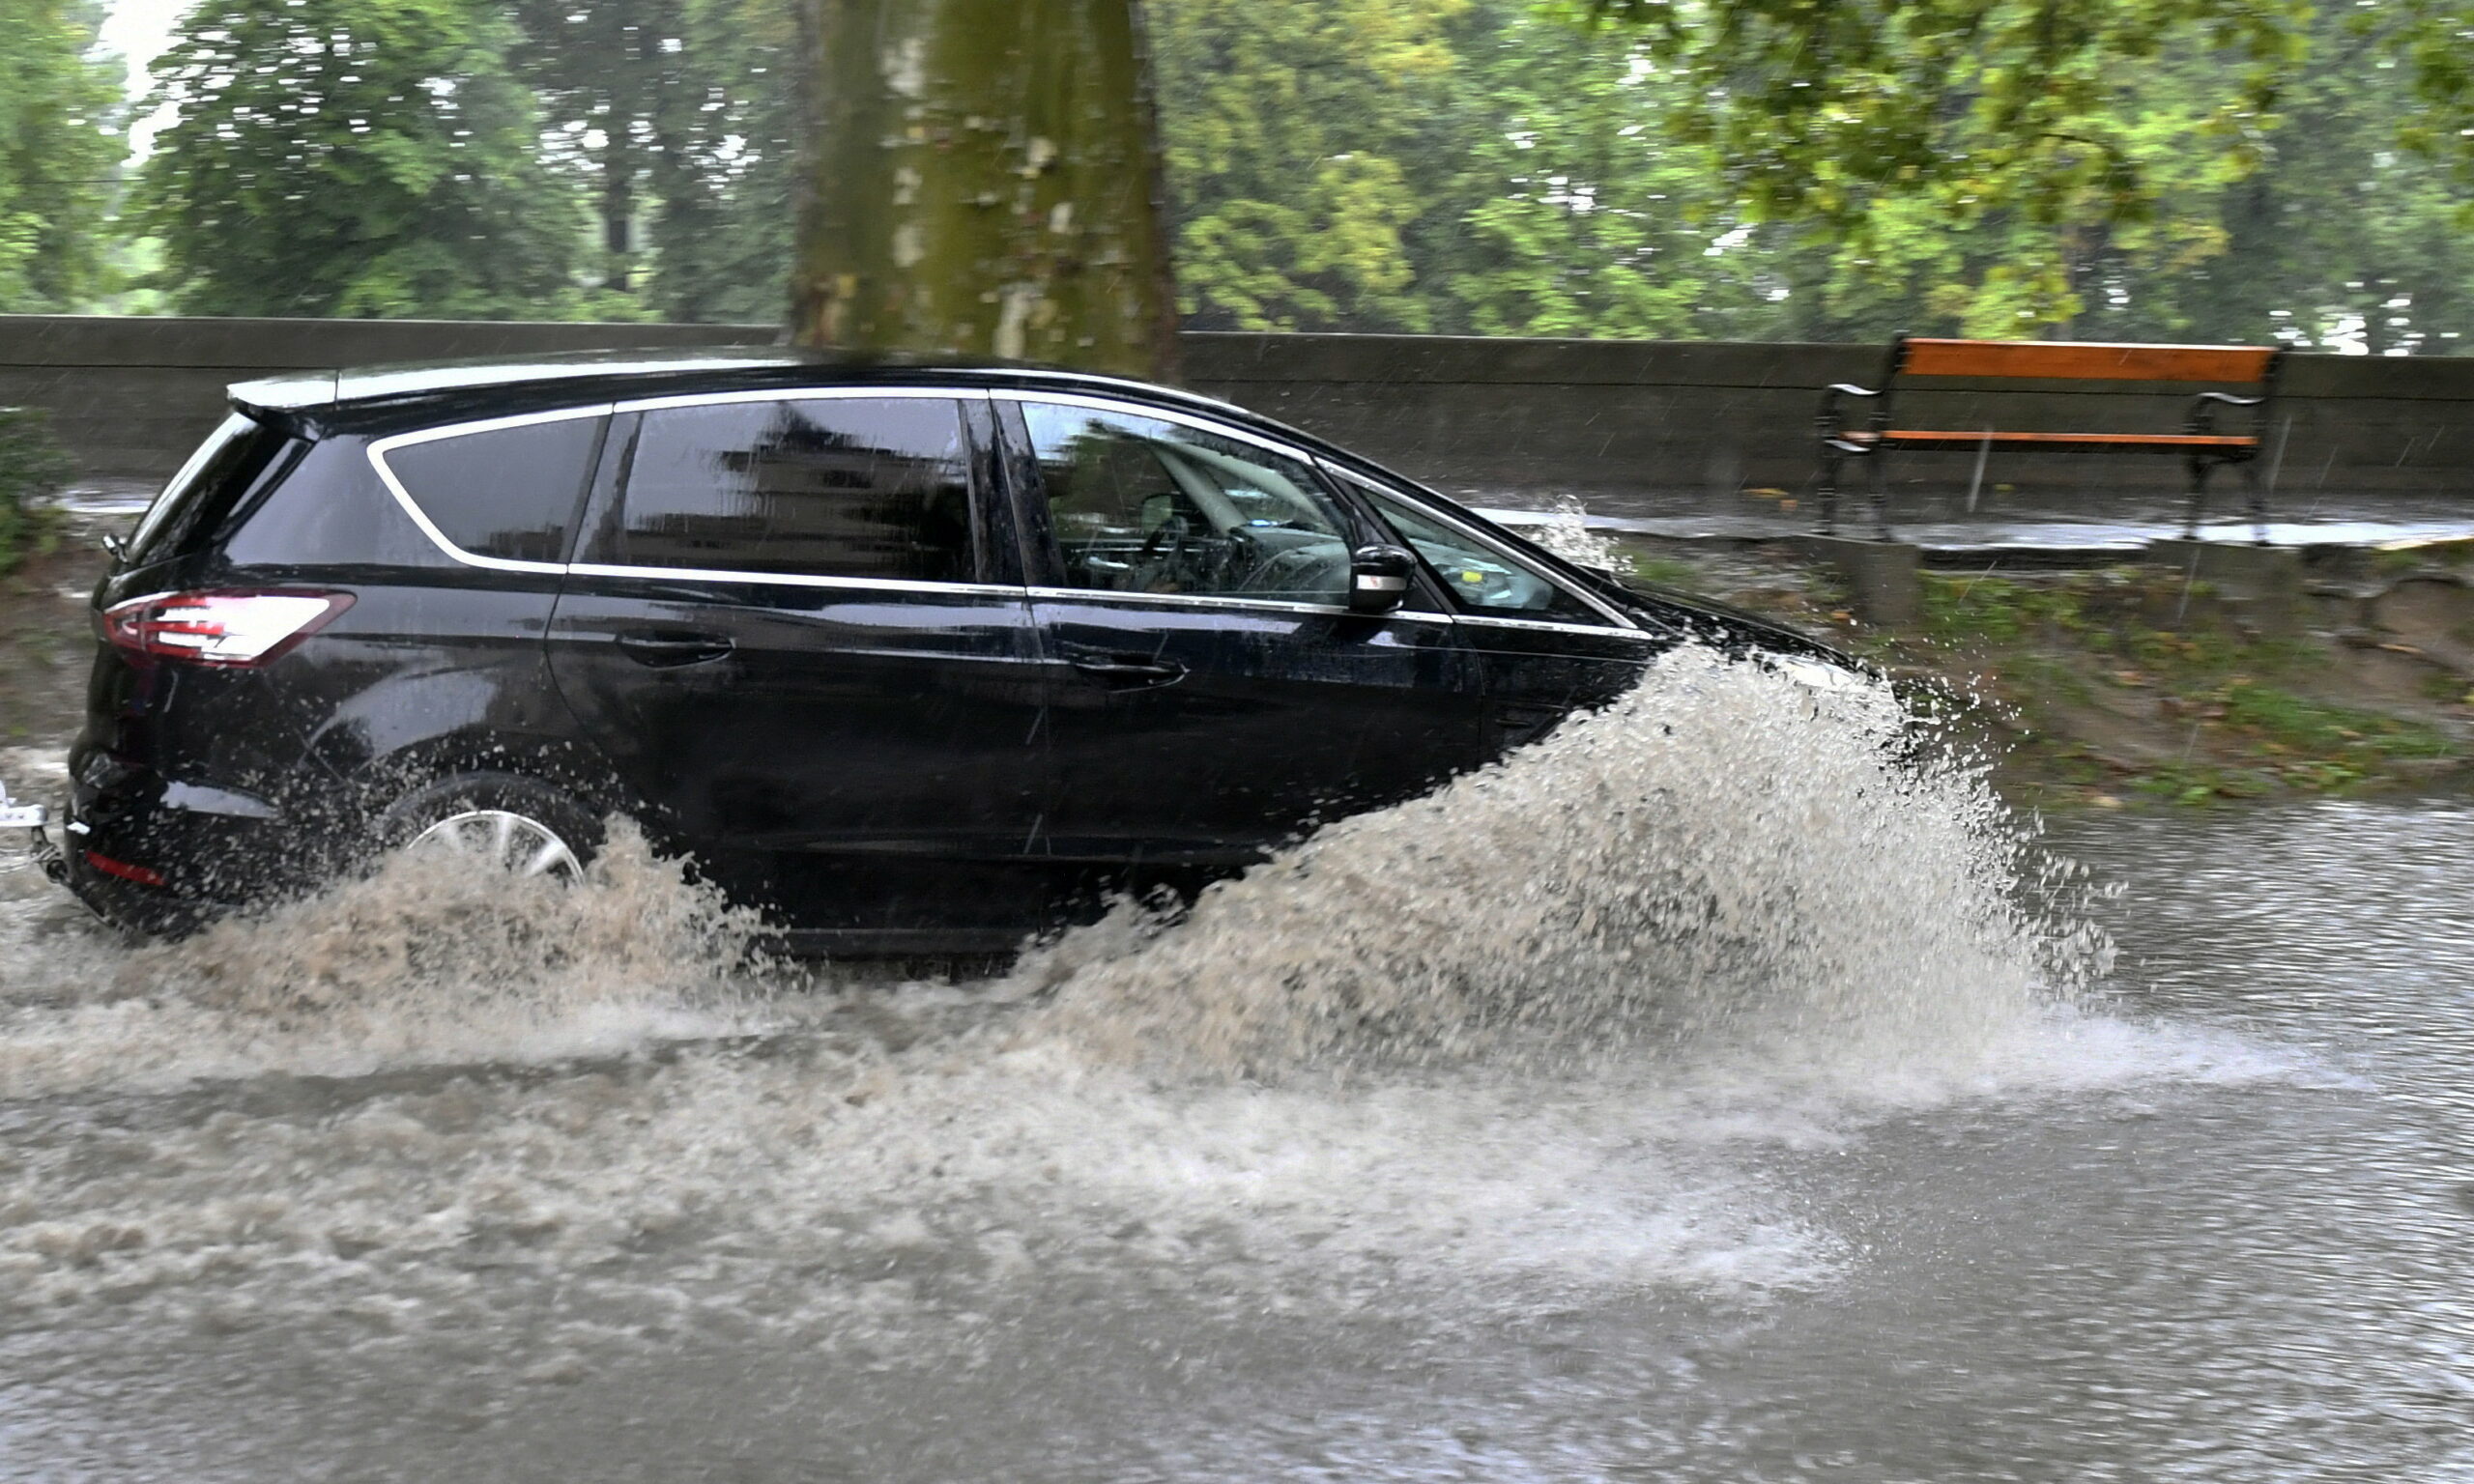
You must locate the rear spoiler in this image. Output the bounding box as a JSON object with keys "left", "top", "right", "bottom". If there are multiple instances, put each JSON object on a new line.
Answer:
{"left": 228, "top": 370, "right": 343, "bottom": 417}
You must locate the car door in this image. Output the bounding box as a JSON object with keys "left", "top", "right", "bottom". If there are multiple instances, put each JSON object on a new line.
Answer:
{"left": 1327, "top": 471, "right": 1668, "bottom": 755}
{"left": 996, "top": 393, "right": 1486, "bottom": 869}
{"left": 545, "top": 388, "right": 1053, "bottom": 944}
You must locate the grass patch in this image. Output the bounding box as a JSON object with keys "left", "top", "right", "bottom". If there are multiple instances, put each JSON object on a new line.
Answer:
{"left": 1916, "top": 572, "right": 2086, "bottom": 646}
{"left": 1626, "top": 554, "right": 1702, "bottom": 588}
{"left": 2217, "top": 681, "right": 2455, "bottom": 759}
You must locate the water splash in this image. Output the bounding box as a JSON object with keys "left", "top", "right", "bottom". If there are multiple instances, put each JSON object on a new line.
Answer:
{"left": 1019, "top": 644, "right": 2094, "bottom": 1085}
{"left": 0, "top": 822, "right": 771, "bottom": 1097}
{"left": 0, "top": 646, "right": 2191, "bottom": 1335}
{"left": 1525, "top": 493, "right": 1625, "bottom": 572}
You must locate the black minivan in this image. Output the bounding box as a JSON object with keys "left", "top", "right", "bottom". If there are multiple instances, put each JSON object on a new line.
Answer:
{"left": 60, "top": 352, "right": 1845, "bottom": 953}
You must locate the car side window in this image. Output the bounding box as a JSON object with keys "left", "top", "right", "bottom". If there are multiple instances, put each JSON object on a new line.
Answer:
{"left": 383, "top": 414, "right": 605, "bottom": 563}
{"left": 1354, "top": 483, "right": 1611, "bottom": 625}
{"left": 1021, "top": 401, "right": 1354, "bottom": 605}
{"left": 586, "top": 396, "right": 975, "bottom": 582}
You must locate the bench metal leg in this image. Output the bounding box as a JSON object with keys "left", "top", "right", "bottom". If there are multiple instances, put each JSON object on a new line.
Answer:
{"left": 2182, "top": 455, "right": 2213, "bottom": 540}
{"left": 2242, "top": 457, "right": 2269, "bottom": 546}
{"left": 1869, "top": 453, "right": 1893, "bottom": 542}
{"left": 1816, "top": 447, "right": 1842, "bottom": 536}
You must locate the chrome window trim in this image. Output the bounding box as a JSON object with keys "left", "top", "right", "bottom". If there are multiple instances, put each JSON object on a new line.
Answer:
{"left": 566, "top": 562, "right": 1027, "bottom": 600}
{"left": 370, "top": 389, "right": 1016, "bottom": 593}
{"left": 1025, "top": 585, "right": 1453, "bottom": 623}
{"left": 1456, "top": 613, "right": 1657, "bottom": 640}
{"left": 367, "top": 404, "right": 613, "bottom": 576}
{"left": 1025, "top": 585, "right": 1359, "bottom": 618}
{"left": 359, "top": 385, "right": 1624, "bottom": 632}
{"left": 1319, "top": 463, "right": 1639, "bottom": 631}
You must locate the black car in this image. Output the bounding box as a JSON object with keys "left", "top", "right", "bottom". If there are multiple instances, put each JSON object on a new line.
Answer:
{"left": 55, "top": 351, "right": 1846, "bottom": 954}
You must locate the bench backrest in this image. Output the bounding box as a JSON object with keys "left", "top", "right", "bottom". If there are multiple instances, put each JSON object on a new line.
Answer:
{"left": 1895, "top": 337, "right": 2278, "bottom": 385}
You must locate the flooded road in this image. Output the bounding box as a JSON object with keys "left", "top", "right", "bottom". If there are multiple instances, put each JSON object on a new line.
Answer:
{"left": 2, "top": 652, "right": 2468, "bottom": 1482}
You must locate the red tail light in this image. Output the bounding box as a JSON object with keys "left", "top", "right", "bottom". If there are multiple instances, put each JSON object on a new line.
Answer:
{"left": 83, "top": 850, "right": 167, "bottom": 887}
{"left": 101, "top": 590, "right": 354, "bottom": 668}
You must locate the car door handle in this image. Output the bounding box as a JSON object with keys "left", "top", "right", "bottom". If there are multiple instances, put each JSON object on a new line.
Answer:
{"left": 615, "top": 630, "right": 735, "bottom": 667}
{"left": 1062, "top": 647, "right": 1188, "bottom": 688}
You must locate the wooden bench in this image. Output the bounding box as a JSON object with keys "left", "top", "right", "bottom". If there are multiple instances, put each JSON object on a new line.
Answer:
{"left": 1815, "top": 335, "right": 2287, "bottom": 542}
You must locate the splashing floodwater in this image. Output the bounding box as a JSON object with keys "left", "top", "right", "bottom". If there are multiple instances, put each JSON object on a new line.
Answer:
{"left": 3, "top": 644, "right": 2374, "bottom": 1482}
{"left": 0, "top": 822, "right": 768, "bottom": 1099}
{"left": 1020, "top": 645, "right": 2092, "bottom": 1083}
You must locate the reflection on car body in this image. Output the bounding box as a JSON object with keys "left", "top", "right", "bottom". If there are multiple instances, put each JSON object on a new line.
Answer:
{"left": 57, "top": 352, "right": 1854, "bottom": 955}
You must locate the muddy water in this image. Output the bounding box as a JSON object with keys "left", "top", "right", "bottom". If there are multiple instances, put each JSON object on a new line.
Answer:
{"left": 1, "top": 651, "right": 2467, "bottom": 1482}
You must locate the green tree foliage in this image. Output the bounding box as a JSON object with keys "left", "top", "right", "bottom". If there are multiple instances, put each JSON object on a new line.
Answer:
{"left": 136, "top": 0, "right": 593, "bottom": 317}
{"left": 1427, "top": 6, "right": 1795, "bottom": 338}
{"left": 1576, "top": 0, "right": 2309, "bottom": 290}
{"left": 0, "top": 0, "right": 125, "bottom": 311}
{"left": 1151, "top": 0, "right": 2474, "bottom": 348}
{"left": 2385, "top": 0, "right": 2474, "bottom": 191}
{"left": 80, "top": 0, "right": 2474, "bottom": 347}
{"left": 506, "top": 0, "right": 799, "bottom": 320}
{"left": 508, "top": 0, "right": 685, "bottom": 295}
{"left": 1761, "top": 1, "right": 2474, "bottom": 345}
{"left": 1794, "top": 44, "right": 2267, "bottom": 338}
{"left": 1150, "top": 0, "right": 1825, "bottom": 336}
{"left": 1150, "top": 0, "right": 1466, "bottom": 330}
{"left": 1568, "top": 0, "right": 2474, "bottom": 339}
{"left": 631, "top": 0, "right": 800, "bottom": 323}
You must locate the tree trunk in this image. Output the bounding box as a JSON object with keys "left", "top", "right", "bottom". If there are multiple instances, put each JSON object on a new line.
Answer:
{"left": 791, "top": 0, "right": 1181, "bottom": 382}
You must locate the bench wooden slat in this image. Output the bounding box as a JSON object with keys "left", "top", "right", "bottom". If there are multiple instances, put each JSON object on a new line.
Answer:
{"left": 1900, "top": 338, "right": 2278, "bottom": 384}
{"left": 1855, "top": 429, "right": 2259, "bottom": 449}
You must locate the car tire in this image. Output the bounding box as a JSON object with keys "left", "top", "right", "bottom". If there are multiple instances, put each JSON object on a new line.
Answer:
{"left": 374, "top": 772, "right": 603, "bottom": 883}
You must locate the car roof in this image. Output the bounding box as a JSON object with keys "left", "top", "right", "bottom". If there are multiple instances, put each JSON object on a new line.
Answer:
{"left": 226, "top": 345, "right": 1848, "bottom": 662}
{"left": 228, "top": 346, "right": 1288, "bottom": 442}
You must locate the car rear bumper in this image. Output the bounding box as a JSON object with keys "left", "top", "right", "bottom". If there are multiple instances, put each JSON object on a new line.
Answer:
{"left": 63, "top": 749, "right": 306, "bottom": 935}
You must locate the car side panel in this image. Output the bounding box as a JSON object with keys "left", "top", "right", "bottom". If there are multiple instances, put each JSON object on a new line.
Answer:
{"left": 542, "top": 392, "right": 1063, "bottom": 937}
{"left": 1454, "top": 618, "right": 1666, "bottom": 753}
{"left": 1027, "top": 595, "right": 1483, "bottom": 862}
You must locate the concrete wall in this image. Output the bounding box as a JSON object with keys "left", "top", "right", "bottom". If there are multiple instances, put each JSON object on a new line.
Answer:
{"left": 5, "top": 314, "right": 2471, "bottom": 498}
{"left": 0, "top": 317, "right": 773, "bottom": 480}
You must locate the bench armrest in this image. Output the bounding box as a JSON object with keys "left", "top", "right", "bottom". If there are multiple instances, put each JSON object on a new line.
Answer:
{"left": 1817, "top": 383, "right": 1889, "bottom": 442}
{"left": 2185, "top": 388, "right": 2271, "bottom": 439}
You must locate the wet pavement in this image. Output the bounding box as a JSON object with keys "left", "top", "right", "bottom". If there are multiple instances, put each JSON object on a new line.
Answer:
{"left": 1473, "top": 484, "right": 2474, "bottom": 556}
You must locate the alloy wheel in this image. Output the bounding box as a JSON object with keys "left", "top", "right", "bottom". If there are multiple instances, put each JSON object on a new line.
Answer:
{"left": 405, "top": 809, "right": 582, "bottom": 882}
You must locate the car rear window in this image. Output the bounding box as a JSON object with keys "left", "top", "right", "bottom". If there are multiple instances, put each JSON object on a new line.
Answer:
{"left": 380, "top": 413, "right": 606, "bottom": 564}
{"left": 584, "top": 396, "right": 974, "bottom": 583}
{"left": 128, "top": 414, "right": 299, "bottom": 566}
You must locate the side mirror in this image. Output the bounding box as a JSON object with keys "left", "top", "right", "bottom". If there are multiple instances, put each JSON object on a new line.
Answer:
{"left": 1348, "top": 543, "right": 1416, "bottom": 614}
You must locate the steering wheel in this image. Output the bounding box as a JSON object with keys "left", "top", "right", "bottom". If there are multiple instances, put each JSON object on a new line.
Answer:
{"left": 1215, "top": 523, "right": 1264, "bottom": 587}
{"left": 1138, "top": 513, "right": 1191, "bottom": 566}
